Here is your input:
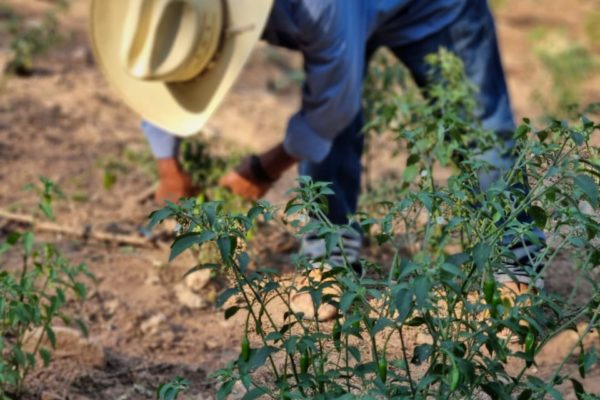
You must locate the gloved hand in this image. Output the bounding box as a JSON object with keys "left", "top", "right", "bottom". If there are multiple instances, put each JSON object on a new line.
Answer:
{"left": 219, "top": 143, "right": 297, "bottom": 201}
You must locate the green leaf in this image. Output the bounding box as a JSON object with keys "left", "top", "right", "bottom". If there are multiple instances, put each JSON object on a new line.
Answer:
{"left": 246, "top": 204, "right": 264, "bottom": 221}
{"left": 325, "top": 232, "right": 340, "bottom": 256}
{"left": 449, "top": 358, "right": 460, "bottom": 391}
{"left": 242, "top": 388, "right": 269, "bottom": 400}
{"left": 13, "top": 346, "right": 26, "bottom": 367}
{"left": 570, "top": 379, "right": 586, "bottom": 400}
{"left": 413, "top": 276, "right": 431, "bottom": 308}
{"left": 216, "top": 380, "right": 235, "bottom": 400}
{"left": 473, "top": 242, "right": 491, "bottom": 270}
{"left": 515, "top": 124, "right": 531, "bottom": 140}
{"left": 103, "top": 170, "right": 117, "bottom": 190}
{"left": 547, "top": 386, "right": 564, "bottom": 400}
{"left": 169, "top": 231, "right": 216, "bottom": 261}
{"left": 39, "top": 347, "right": 52, "bottom": 367}
{"left": 158, "top": 386, "right": 177, "bottom": 400}
{"left": 403, "top": 164, "right": 419, "bottom": 183}
{"left": 224, "top": 306, "right": 240, "bottom": 320}
{"left": 247, "top": 346, "right": 277, "bottom": 371}
{"left": 348, "top": 346, "right": 361, "bottom": 362}
{"left": 528, "top": 205, "right": 548, "bottom": 229}
{"left": 517, "top": 389, "right": 533, "bottom": 400}
{"left": 39, "top": 200, "right": 54, "bottom": 220}
{"left": 578, "top": 347, "right": 598, "bottom": 378}
{"left": 339, "top": 292, "right": 357, "bottom": 313}
{"left": 440, "top": 263, "right": 465, "bottom": 278}
{"left": 23, "top": 231, "right": 34, "bottom": 255}
{"left": 183, "top": 263, "right": 219, "bottom": 278}
{"left": 447, "top": 252, "right": 469, "bottom": 266}
{"left": 216, "top": 236, "right": 235, "bottom": 262}
{"left": 571, "top": 132, "right": 585, "bottom": 146}
{"left": 372, "top": 318, "right": 393, "bottom": 335}
{"left": 75, "top": 318, "right": 89, "bottom": 338}
{"left": 393, "top": 287, "right": 413, "bottom": 323}
{"left": 147, "top": 207, "right": 174, "bottom": 230}
{"left": 216, "top": 287, "right": 239, "bottom": 308}
{"left": 574, "top": 174, "right": 599, "bottom": 208}
{"left": 203, "top": 202, "right": 219, "bottom": 226}
{"left": 45, "top": 325, "right": 57, "bottom": 348}
{"left": 74, "top": 282, "right": 87, "bottom": 299}
{"left": 481, "top": 382, "right": 511, "bottom": 400}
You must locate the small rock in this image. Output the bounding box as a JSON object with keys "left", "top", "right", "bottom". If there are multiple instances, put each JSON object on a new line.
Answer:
{"left": 140, "top": 313, "right": 167, "bottom": 335}
{"left": 145, "top": 272, "right": 161, "bottom": 286}
{"left": 175, "top": 283, "right": 208, "bottom": 309}
{"left": 70, "top": 46, "right": 88, "bottom": 62}
{"left": 103, "top": 299, "right": 120, "bottom": 317}
{"left": 193, "top": 395, "right": 214, "bottom": 400}
{"left": 184, "top": 268, "right": 212, "bottom": 292}
{"left": 415, "top": 331, "right": 433, "bottom": 345}
{"left": 579, "top": 200, "right": 594, "bottom": 216}
{"left": 204, "top": 337, "right": 221, "bottom": 350}
{"left": 41, "top": 391, "right": 62, "bottom": 400}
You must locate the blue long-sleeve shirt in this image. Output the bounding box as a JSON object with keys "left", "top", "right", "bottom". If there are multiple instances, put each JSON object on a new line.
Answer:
{"left": 144, "top": 0, "right": 467, "bottom": 162}
{"left": 260, "top": 0, "right": 466, "bottom": 162}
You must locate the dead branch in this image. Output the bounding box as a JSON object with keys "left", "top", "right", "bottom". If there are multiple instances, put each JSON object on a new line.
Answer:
{"left": 0, "top": 209, "right": 152, "bottom": 247}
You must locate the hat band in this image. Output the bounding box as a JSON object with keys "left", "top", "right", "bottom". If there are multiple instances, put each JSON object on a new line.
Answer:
{"left": 122, "top": 0, "right": 226, "bottom": 83}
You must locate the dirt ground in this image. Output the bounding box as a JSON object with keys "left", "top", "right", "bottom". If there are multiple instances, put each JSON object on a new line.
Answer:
{"left": 0, "top": 0, "right": 599, "bottom": 399}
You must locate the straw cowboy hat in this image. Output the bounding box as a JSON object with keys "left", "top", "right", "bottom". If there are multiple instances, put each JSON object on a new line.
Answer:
{"left": 90, "top": 0, "right": 274, "bottom": 136}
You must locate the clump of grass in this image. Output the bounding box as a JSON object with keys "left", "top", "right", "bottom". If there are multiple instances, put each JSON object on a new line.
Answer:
{"left": 0, "top": 178, "right": 93, "bottom": 399}
{"left": 1, "top": 0, "right": 70, "bottom": 76}
{"left": 530, "top": 28, "right": 598, "bottom": 118}
{"left": 585, "top": 11, "right": 600, "bottom": 49}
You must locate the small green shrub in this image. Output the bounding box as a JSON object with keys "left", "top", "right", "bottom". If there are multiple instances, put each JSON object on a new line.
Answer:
{"left": 180, "top": 137, "right": 255, "bottom": 272}
{"left": 0, "top": 178, "right": 93, "bottom": 399}
{"left": 585, "top": 11, "right": 600, "bottom": 49}
{"left": 152, "top": 51, "right": 599, "bottom": 398}
{"left": 2, "top": 0, "right": 70, "bottom": 76}
{"left": 156, "top": 376, "right": 189, "bottom": 400}
{"left": 180, "top": 136, "right": 245, "bottom": 207}
{"left": 530, "top": 28, "right": 599, "bottom": 118}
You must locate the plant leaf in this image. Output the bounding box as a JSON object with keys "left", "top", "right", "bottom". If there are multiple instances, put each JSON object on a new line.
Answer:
{"left": 574, "top": 174, "right": 598, "bottom": 208}
{"left": 169, "top": 231, "right": 216, "bottom": 262}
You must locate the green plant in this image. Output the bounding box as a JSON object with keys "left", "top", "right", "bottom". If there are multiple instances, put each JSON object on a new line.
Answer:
{"left": 100, "top": 159, "right": 127, "bottom": 191}
{"left": 179, "top": 136, "right": 255, "bottom": 271}
{"left": 0, "top": 178, "right": 92, "bottom": 399}
{"left": 489, "top": 0, "right": 508, "bottom": 12}
{"left": 530, "top": 28, "right": 599, "bottom": 118}
{"left": 180, "top": 136, "right": 244, "bottom": 206}
{"left": 585, "top": 11, "right": 600, "bottom": 49}
{"left": 2, "top": 0, "right": 70, "bottom": 76}
{"left": 156, "top": 376, "right": 189, "bottom": 400}
{"left": 151, "top": 50, "right": 599, "bottom": 398}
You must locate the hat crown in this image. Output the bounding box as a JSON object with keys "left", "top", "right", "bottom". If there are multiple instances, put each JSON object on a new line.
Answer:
{"left": 121, "top": 0, "right": 223, "bottom": 82}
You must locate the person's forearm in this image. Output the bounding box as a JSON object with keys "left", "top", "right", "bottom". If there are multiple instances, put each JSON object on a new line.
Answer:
{"left": 258, "top": 143, "right": 298, "bottom": 180}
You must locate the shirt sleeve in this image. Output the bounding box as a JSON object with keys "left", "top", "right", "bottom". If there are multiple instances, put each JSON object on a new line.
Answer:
{"left": 283, "top": 1, "right": 365, "bottom": 163}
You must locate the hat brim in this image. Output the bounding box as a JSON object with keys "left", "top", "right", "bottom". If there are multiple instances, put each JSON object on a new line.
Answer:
{"left": 90, "top": 0, "right": 273, "bottom": 137}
